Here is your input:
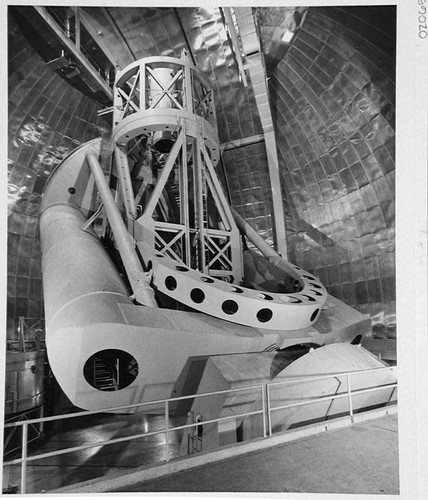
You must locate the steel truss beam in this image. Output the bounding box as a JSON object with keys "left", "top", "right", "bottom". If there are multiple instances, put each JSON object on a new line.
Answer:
{"left": 232, "top": 7, "right": 288, "bottom": 258}
{"left": 34, "top": 6, "right": 113, "bottom": 101}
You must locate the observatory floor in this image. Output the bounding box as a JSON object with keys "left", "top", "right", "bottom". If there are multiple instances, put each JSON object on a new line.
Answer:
{"left": 113, "top": 413, "right": 399, "bottom": 495}
{"left": 3, "top": 412, "right": 398, "bottom": 495}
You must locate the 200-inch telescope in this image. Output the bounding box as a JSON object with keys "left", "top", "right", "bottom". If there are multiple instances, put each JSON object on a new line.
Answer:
{"left": 40, "top": 51, "right": 389, "bottom": 413}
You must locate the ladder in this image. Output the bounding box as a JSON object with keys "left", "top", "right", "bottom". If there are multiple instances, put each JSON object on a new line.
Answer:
{"left": 93, "top": 358, "right": 118, "bottom": 391}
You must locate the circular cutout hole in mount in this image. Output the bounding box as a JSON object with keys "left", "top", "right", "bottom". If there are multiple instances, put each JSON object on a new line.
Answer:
{"left": 176, "top": 266, "right": 189, "bottom": 272}
{"left": 259, "top": 293, "right": 273, "bottom": 301}
{"left": 190, "top": 288, "right": 205, "bottom": 304}
{"left": 231, "top": 286, "right": 244, "bottom": 293}
{"left": 200, "top": 276, "right": 214, "bottom": 283}
{"left": 302, "top": 294, "right": 316, "bottom": 302}
{"left": 310, "top": 308, "right": 320, "bottom": 322}
{"left": 68, "top": 187, "right": 76, "bottom": 194}
{"left": 222, "top": 300, "right": 238, "bottom": 315}
{"left": 257, "top": 308, "right": 273, "bottom": 323}
{"left": 303, "top": 275, "right": 315, "bottom": 281}
{"left": 165, "top": 276, "right": 177, "bottom": 291}
{"left": 83, "top": 349, "right": 138, "bottom": 392}
{"left": 351, "top": 334, "right": 362, "bottom": 345}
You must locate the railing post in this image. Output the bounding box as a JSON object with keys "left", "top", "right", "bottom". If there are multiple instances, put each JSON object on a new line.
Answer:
{"left": 265, "top": 384, "right": 272, "bottom": 436}
{"left": 261, "top": 385, "right": 266, "bottom": 438}
{"left": 165, "top": 400, "right": 170, "bottom": 462}
{"left": 21, "top": 422, "right": 28, "bottom": 494}
{"left": 39, "top": 405, "right": 44, "bottom": 436}
{"left": 347, "top": 373, "right": 354, "bottom": 419}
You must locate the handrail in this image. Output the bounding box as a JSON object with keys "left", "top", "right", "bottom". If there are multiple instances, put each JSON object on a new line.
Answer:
{"left": 267, "top": 365, "right": 395, "bottom": 387}
{"left": 269, "top": 384, "right": 397, "bottom": 412}
{"left": 4, "top": 408, "right": 265, "bottom": 467}
{"left": 265, "top": 366, "right": 397, "bottom": 436}
{"left": 4, "top": 382, "right": 265, "bottom": 429}
{"left": 3, "top": 366, "right": 397, "bottom": 494}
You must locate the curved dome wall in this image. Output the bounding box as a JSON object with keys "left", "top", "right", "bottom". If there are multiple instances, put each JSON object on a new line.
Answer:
{"left": 6, "top": 7, "right": 397, "bottom": 341}
{"left": 269, "top": 6, "right": 396, "bottom": 330}
{"left": 7, "top": 14, "right": 110, "bottom": 339}
{"left": 223, "top": 143, "right": 275, "bottom": 247}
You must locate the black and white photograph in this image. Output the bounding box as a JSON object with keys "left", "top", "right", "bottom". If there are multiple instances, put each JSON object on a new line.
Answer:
{"left": 1, "top": 2, "right": 427, "bottom": 498}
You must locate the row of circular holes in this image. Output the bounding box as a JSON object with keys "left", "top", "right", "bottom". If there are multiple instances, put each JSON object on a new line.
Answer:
{"left": 162, "top": 264, "right": 321, "bottom": 324}
{"left": 161, "top": 259, "right": 324, "bottom": 303}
